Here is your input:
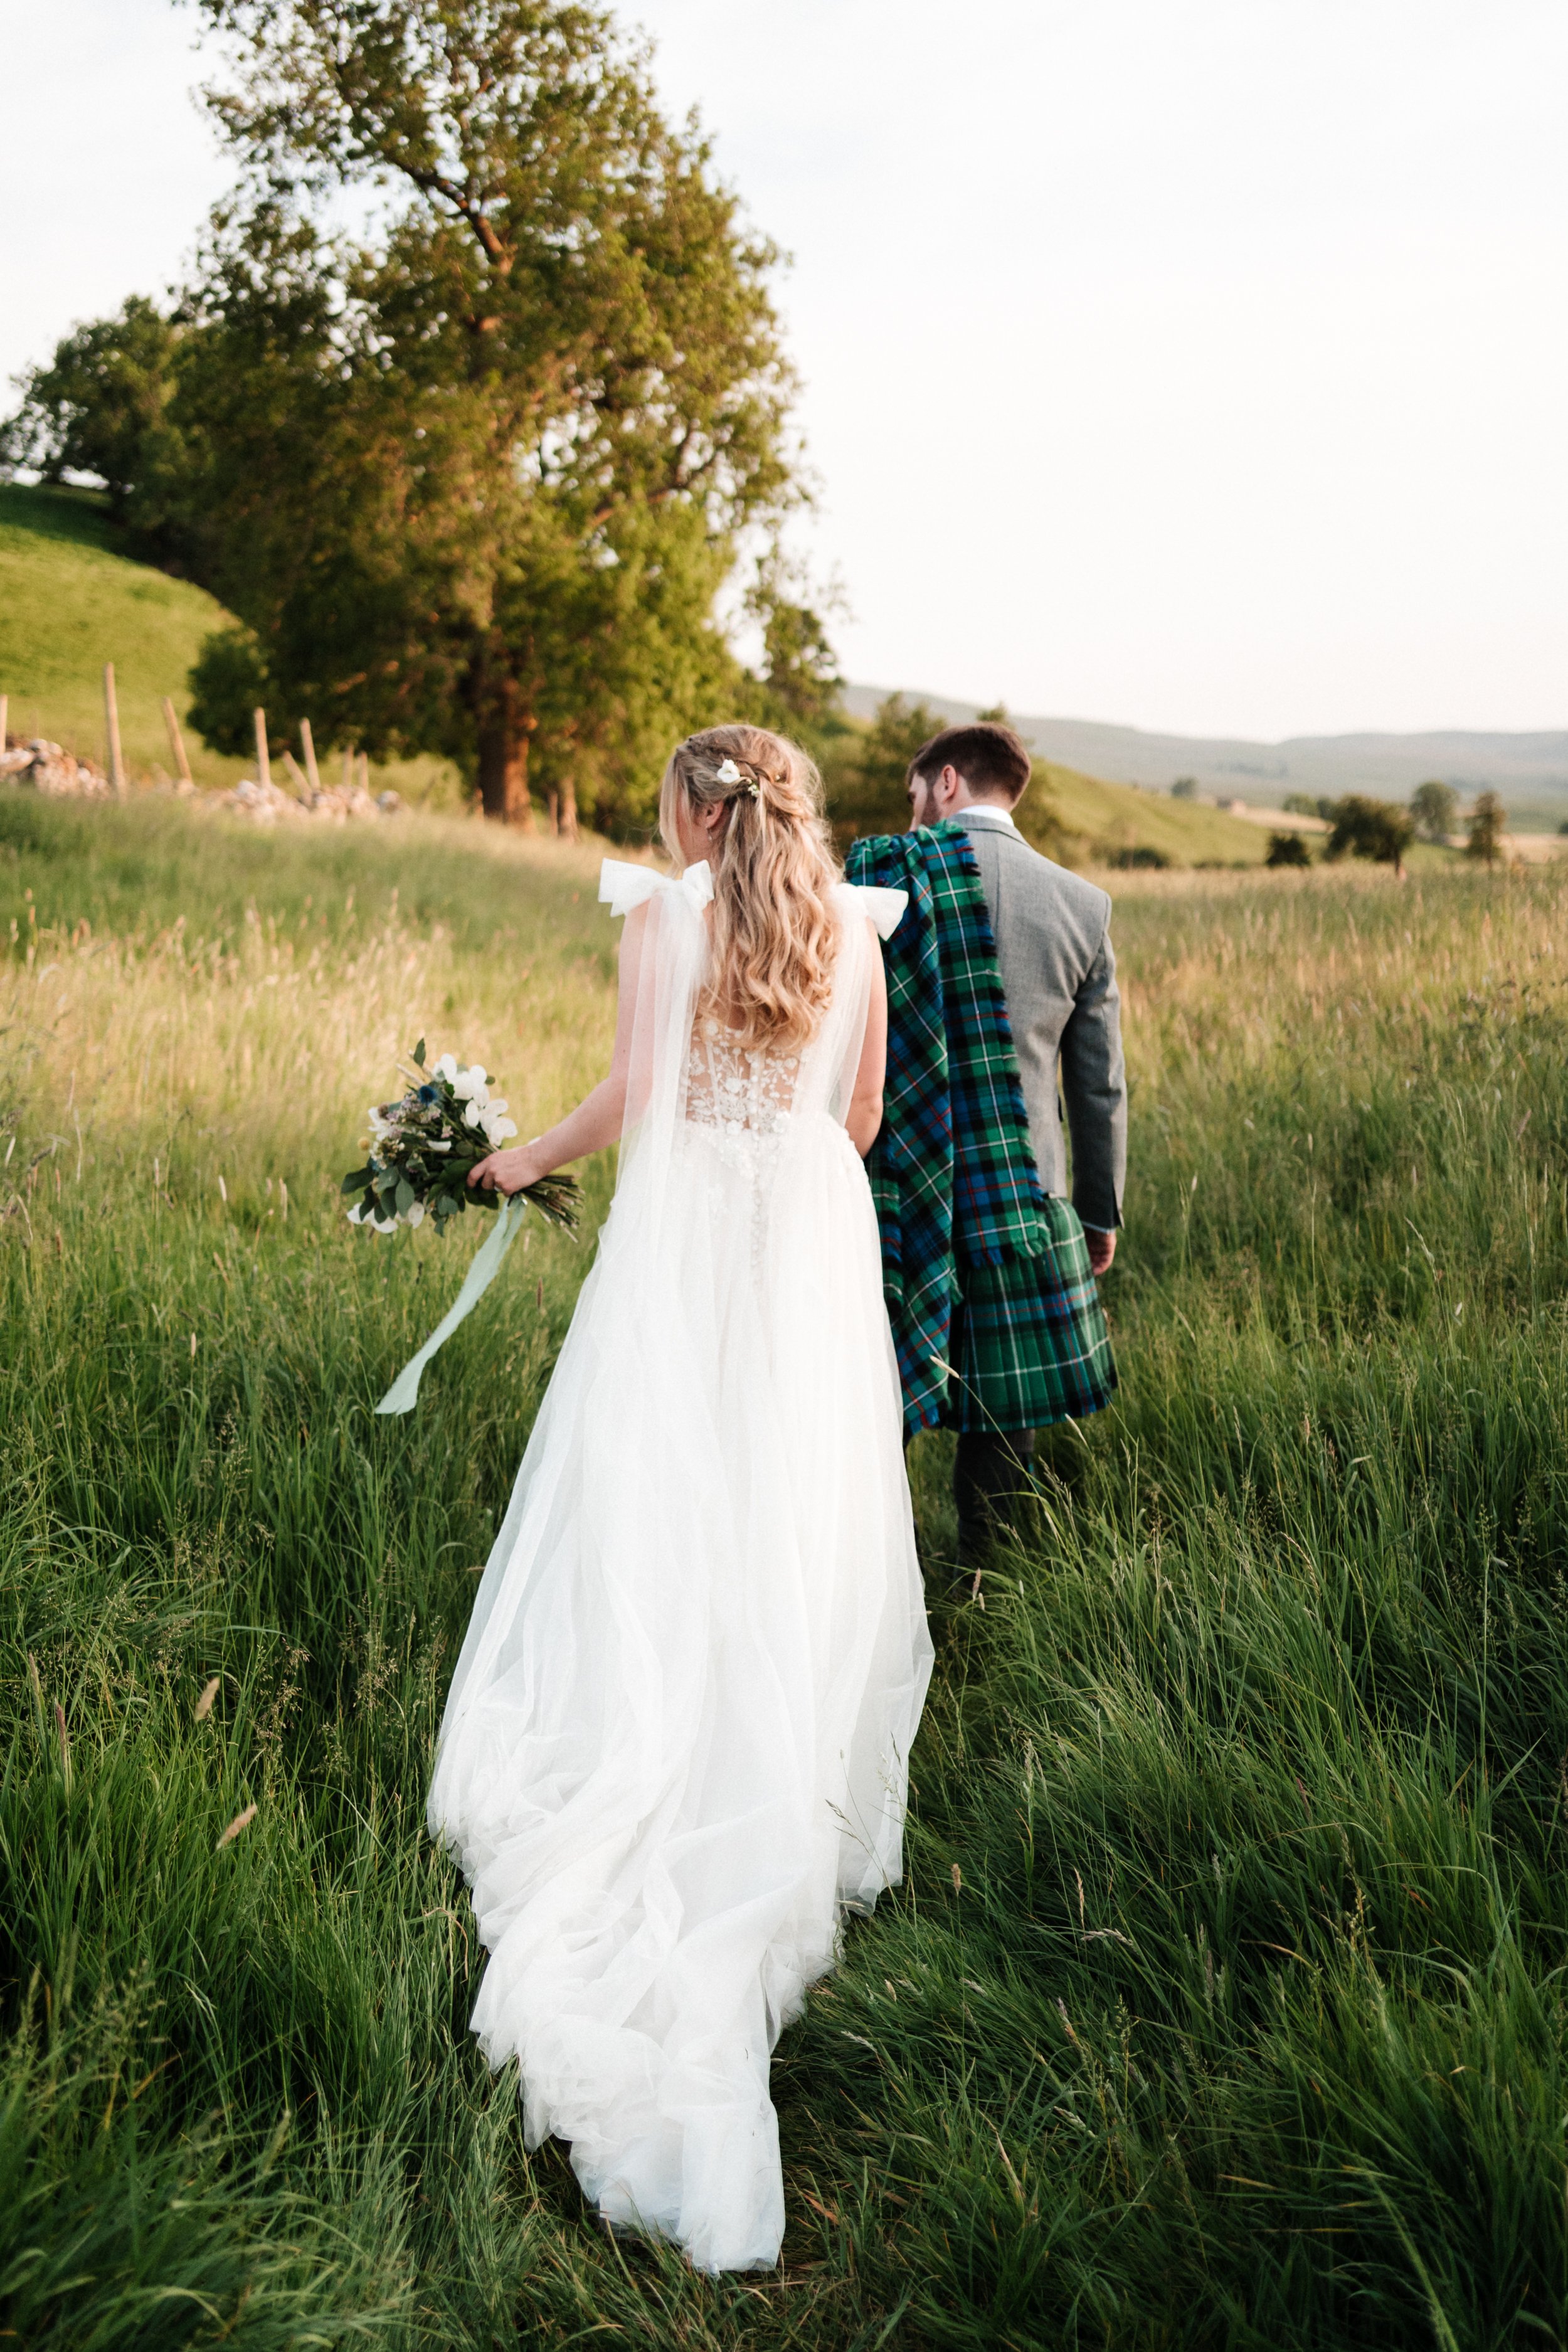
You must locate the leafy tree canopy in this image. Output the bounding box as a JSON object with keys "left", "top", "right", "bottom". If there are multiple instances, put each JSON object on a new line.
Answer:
{"left": 825, "top": 693, "right": 948, "bottom": 845}
{"left": 1323, "top": 795, "right": 1416, "bottom": 876}
{"left": 737, "top": 551, "right": 846, "bottom": 748}
{"left": 1410, "top": 778, "right": 1459, "bottom": 844}
{"left": 3, "top": 1, "right": 831, "bottom": 832}
{"left": 0, "top": 297, "right": 180, "bottom": 521}
{"left": 177, "top": 0, "right": 817, "bottom": 827}
{"left": 1466, "top": 790, "right": 1507, "bottom": 867}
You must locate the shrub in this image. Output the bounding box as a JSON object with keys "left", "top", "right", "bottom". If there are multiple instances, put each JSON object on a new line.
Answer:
{"left": 187, "top": 625, "right": 273, "bottom": 758}
{"left": 1103, "top": 844, "right": 1172, "bottom": 870}
{"left": 1266, "top": 830, "right": 1312, "bottom": 868}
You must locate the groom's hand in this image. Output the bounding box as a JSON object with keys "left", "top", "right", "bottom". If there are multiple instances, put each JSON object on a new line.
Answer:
{"left": 1085, "top": 1226, "right": 1116, "bottom": 1276}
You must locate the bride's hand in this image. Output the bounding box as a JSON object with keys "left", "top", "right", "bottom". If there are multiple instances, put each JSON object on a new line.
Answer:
{"left": 469, "top": 1142, "right": 544, "bottom": 1195}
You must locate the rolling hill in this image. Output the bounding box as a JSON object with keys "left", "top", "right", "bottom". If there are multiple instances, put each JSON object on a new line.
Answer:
{"left": 1023, "top": 758, "right": 1270, "bottom": 866}
{"left": 844, "top": 684, "right": 1568, "bottom": 832}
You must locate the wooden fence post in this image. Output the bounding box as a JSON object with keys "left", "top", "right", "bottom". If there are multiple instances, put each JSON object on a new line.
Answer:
{"left": 300, "top": 717, "right": 322, "bottom": 800}
{"left": 103, "top": 664, "right": 127, "bottom": 797}
{"left": 253, "top": 707, "right": 271, "bottom": 790}
{"left": 161, "top": 696, "right": 193, "bottom": 786}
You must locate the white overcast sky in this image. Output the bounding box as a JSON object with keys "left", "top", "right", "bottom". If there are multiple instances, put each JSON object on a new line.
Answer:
{"left": 3, "top": 0, "right": 1565, "bottom": 738}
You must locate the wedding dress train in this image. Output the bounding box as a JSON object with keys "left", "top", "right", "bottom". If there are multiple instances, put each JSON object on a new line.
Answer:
{"left": 426, "top": 858, "right": 933, "bottom": 2272}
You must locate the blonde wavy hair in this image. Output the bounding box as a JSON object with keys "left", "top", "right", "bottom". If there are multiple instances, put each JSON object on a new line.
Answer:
{"left": 659, "top": 723, "right": 842, "bottom": 1055}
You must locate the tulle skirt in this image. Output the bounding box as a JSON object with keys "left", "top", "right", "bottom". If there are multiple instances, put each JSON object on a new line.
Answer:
{"left": 426, "top": 1109, "right": 933, "bottom": 2271}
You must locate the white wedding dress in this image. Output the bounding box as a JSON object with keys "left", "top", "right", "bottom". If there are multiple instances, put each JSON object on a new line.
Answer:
{"left": 426, "top": 857, "right": 933, "bottom": 2272}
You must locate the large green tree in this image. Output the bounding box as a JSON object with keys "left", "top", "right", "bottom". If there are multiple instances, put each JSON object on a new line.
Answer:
{"left": 166, "top": 0, "right": 805, "bottom": 826}
{"left": 1324, "top": 794, "right": 1416, "bottom": 878}
{"left": 1410, "top": 778, "right": 1459, "bottom": 845}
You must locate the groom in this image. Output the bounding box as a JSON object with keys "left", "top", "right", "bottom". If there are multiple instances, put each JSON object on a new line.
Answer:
{"left": 845, "top": 720, "right": 1126, "bottom": 1574}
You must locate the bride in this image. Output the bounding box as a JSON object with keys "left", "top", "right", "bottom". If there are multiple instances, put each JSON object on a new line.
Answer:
{"left": 425, "top": 724, "right": 933, "bottom": 2272}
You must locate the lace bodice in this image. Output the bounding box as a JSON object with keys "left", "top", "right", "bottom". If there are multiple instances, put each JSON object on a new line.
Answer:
{"left": 684, "top": 1018, "right": 800, "bottom": 1143}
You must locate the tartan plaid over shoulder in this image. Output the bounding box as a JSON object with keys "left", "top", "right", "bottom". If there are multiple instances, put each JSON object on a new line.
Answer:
{"left": 846, "top": 822, "right": 1116, "bottom": 1437}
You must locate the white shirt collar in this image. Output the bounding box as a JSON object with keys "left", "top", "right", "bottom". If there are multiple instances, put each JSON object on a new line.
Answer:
{"left": 956, "top": 802, "right": 1018, "bottom": 831}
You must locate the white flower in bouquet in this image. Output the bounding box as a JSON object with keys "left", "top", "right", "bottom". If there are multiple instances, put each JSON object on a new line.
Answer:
{"left": 347, "top": 1200, "right": 400, "bottom": 1234}
{"left": 341, "top": 1039, "right": 578, "bottom": 1244}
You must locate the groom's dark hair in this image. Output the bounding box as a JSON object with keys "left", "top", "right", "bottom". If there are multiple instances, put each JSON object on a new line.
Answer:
{"left": 908, "top": 721, "right": 1032, "bottom": 805}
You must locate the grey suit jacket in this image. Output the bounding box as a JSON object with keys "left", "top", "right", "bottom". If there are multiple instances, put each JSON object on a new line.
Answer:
{"left": 957, "top": 807, "right": 1127, "bottom": 1231}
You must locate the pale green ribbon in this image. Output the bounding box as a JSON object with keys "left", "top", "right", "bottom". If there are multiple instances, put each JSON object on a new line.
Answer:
{"left": 374, "top": 1193, "right": 527, "bottom": 1415}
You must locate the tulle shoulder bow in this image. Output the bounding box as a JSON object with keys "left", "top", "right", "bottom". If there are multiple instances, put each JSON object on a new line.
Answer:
{"left": 840, "top": 883, "right": 908, "bottom": 941}
{"left": 599, "top": 859, "right": 714, "bottom": 918}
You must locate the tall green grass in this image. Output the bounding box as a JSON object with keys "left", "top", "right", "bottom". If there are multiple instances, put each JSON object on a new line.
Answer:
{"left": 3, "top": 800, "right": 1566, "bottom": 2347}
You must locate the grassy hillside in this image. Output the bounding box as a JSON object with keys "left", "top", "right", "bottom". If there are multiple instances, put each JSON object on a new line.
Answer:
{"left": 0, "top": 485, "right": 248, "bottom": 785}
{"left": 4, "top": 797, "right": 1567, "bottom": 2346}
{"left": 0, "top": 485, "right": 462, "bottom": 805}
{"left": 1026, "top": 756, "right": 1268, "bottom": 866}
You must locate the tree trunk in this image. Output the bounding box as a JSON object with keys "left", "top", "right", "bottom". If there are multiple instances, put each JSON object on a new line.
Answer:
{"left": 558, "top": 775, "right": 580, "bottom": 842}
{"left": 476, "top": 674, "right": 535, "bottom": 827}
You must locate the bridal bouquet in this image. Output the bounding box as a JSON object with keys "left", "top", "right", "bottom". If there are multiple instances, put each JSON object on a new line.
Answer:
{"left": 342, "top": 1040, "right": 580, "bottom": 1237}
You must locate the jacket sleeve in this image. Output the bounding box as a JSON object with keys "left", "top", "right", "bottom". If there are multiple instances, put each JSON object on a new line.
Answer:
{"left": 1057, "top": 914, "right": 1126, "bottom": 1230}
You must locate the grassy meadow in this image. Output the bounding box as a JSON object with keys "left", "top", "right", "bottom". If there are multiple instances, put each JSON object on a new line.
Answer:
{"left": 3, "top": 793, "right": 1567, "bottom": 2348}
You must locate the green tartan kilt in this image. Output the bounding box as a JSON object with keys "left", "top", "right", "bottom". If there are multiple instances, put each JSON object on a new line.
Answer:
{"left": 945, "top": 1197, "right": 1117, "bottom": 1435}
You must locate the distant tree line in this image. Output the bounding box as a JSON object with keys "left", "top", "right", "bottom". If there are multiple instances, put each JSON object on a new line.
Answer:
{"left": 1267, "top": 780, "right": 1509, "bottom": 874}
{"left": 1, "top": 0, "right": 844, "bottom": 831}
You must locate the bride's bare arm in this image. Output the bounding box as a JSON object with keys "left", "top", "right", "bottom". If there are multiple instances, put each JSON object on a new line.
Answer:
{"left": 845, "top": 921, "right": 889, "bottom": 1158}
{"left": 469, "top": 903, "right": 648, "bottom": 1194}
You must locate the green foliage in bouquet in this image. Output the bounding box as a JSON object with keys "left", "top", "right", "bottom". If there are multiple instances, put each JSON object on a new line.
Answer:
{"left": 341, "top": 1040, "right": 580, "bottom": 1236}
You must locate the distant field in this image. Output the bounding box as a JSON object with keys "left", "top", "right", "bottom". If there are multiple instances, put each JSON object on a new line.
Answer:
{"left": 4, "top": 794, "right": 1567, "bottom": 2347}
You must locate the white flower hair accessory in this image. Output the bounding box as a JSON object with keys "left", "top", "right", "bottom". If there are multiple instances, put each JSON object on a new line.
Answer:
{"left": 714, "top": 755, "right": 761, "bottom": 800}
